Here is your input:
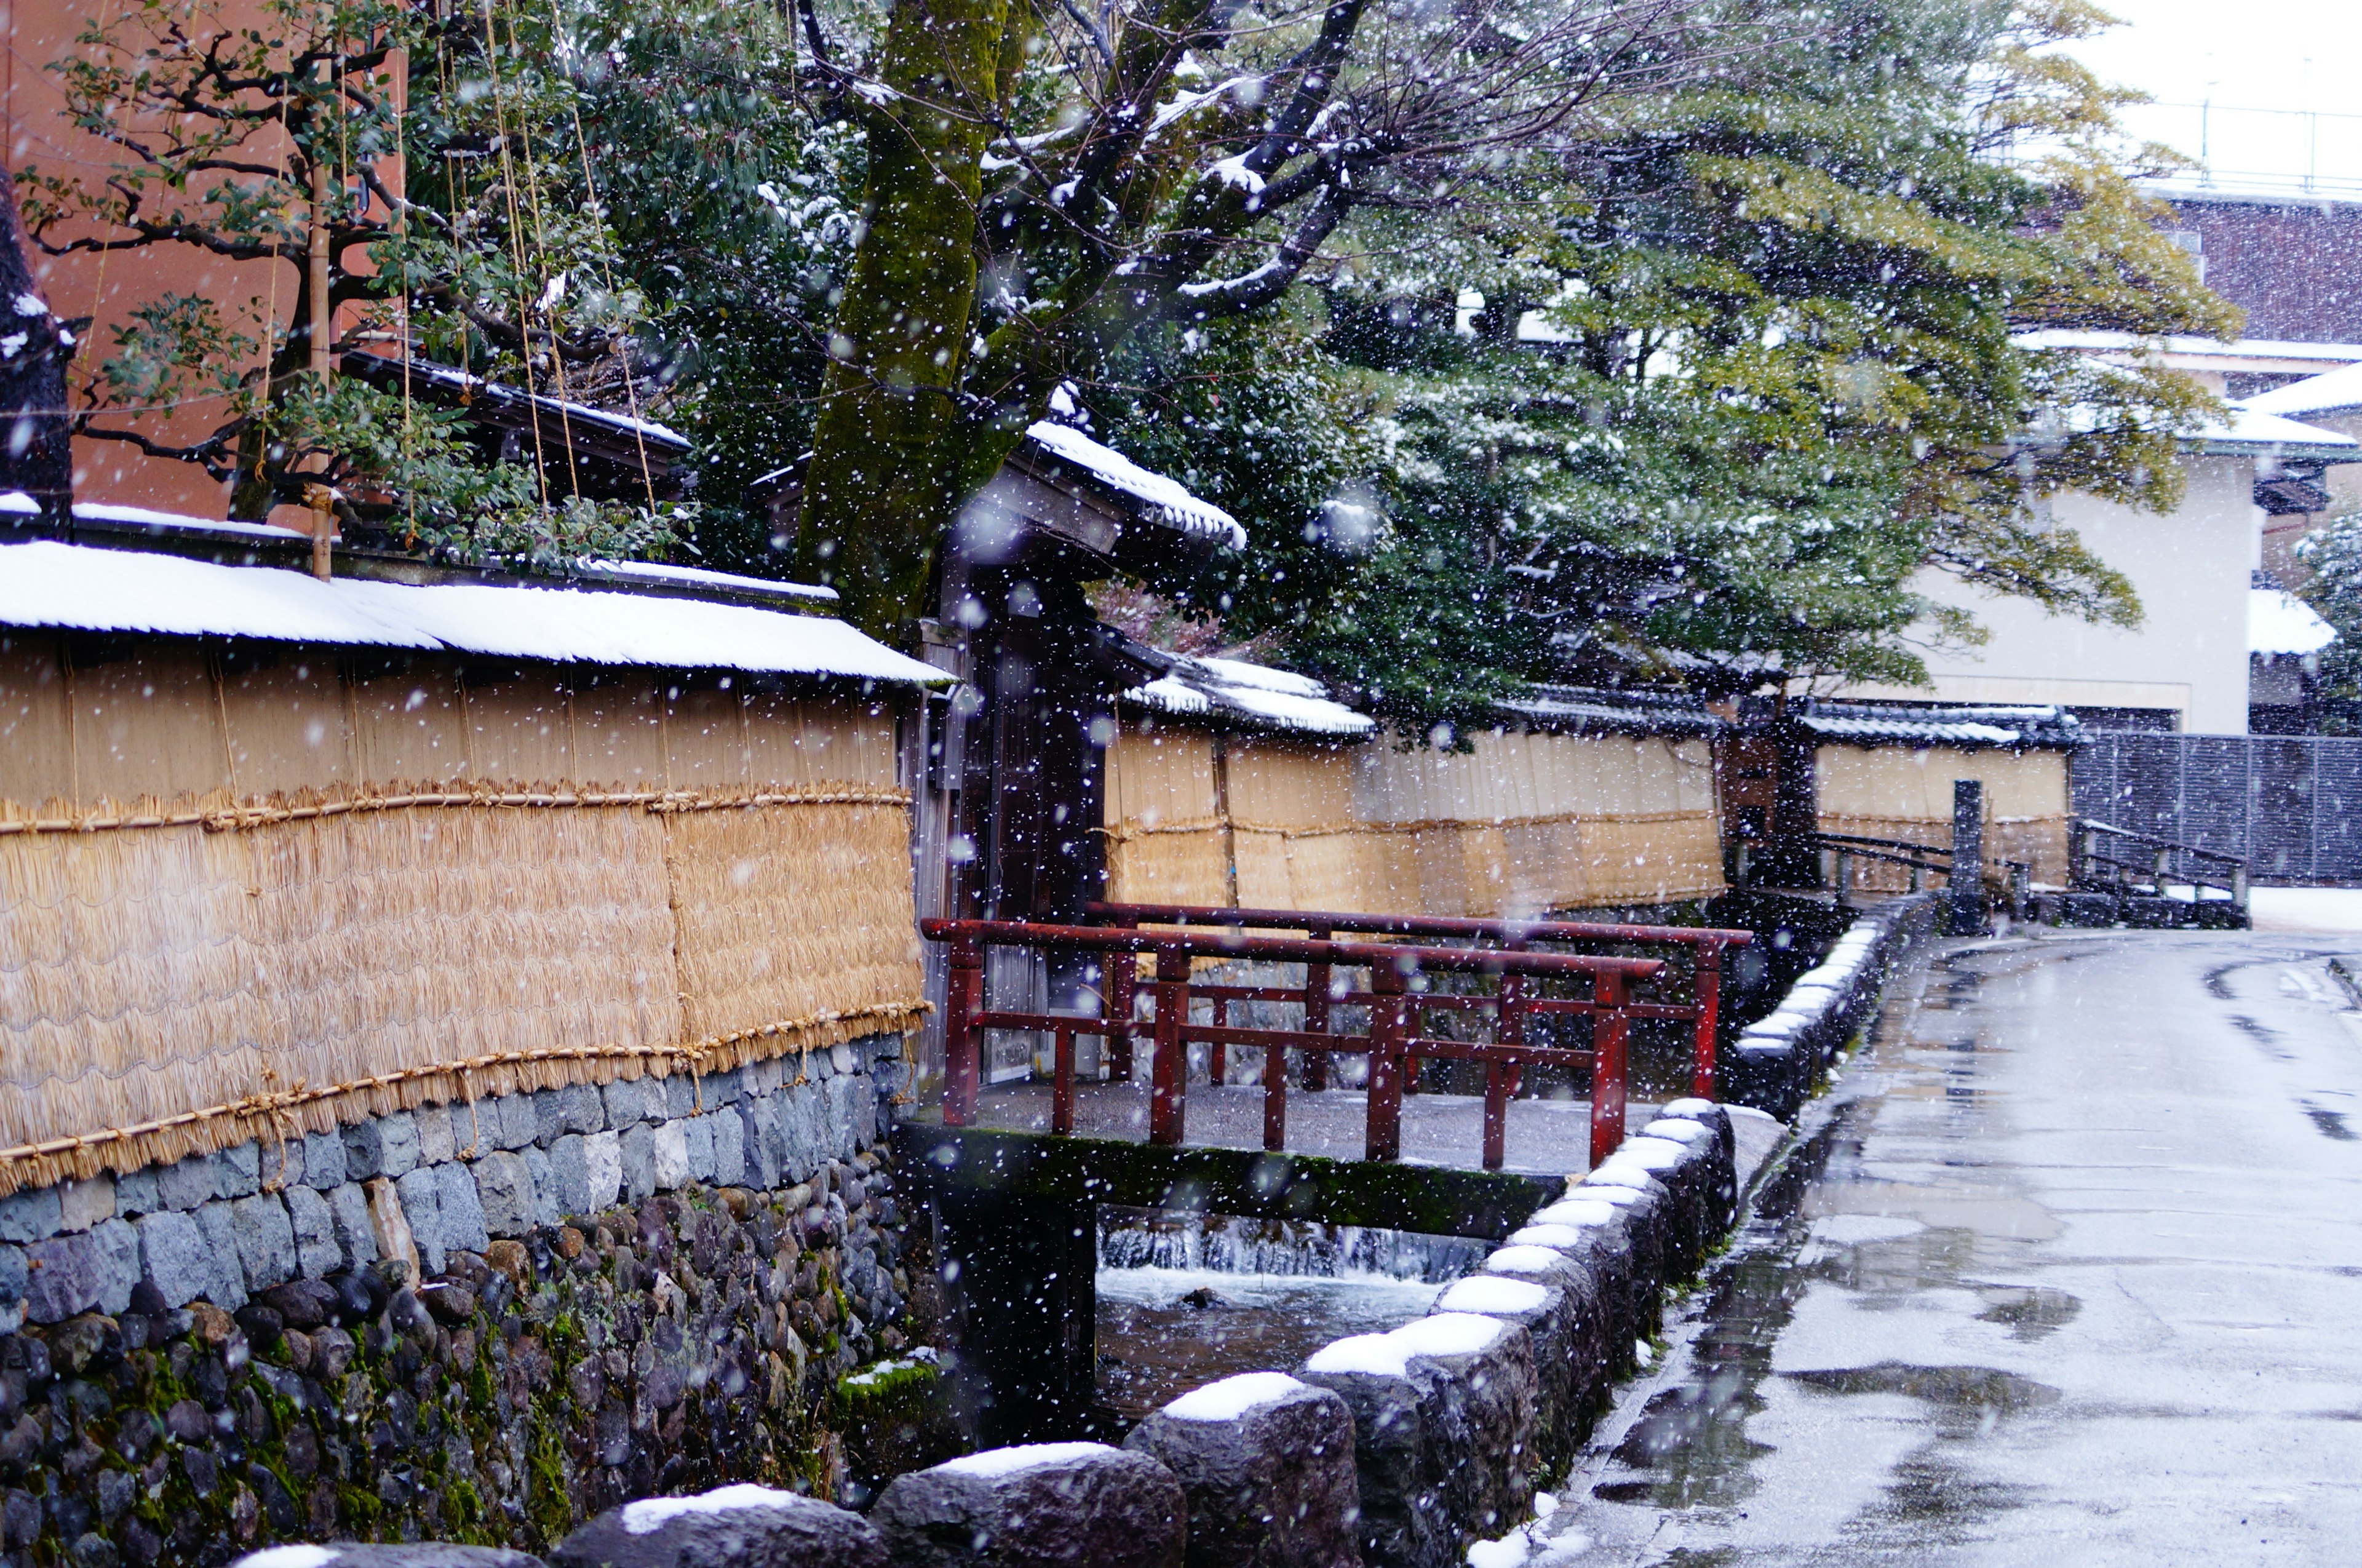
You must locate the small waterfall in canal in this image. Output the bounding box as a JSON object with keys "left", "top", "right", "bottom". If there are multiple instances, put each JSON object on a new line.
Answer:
{"left": 1094, "top": 1207, "right": 1487, "bottom": 1416}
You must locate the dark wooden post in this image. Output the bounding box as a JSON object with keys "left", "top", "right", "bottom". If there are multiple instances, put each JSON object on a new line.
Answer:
{"left": 945, "top": 935, "right": 984, "bottom": 1127}
{"left": 1150, "top": 945, "right": 1190, "bottom": 1145}
{"left": 1950, "top": 779, "right": 1986, "bottom": 936}
{"left": 1303, "top": 928, "right": 1333, "bottom": 1089}
{"left": 1588, "top": 968, "right": 1630, "bottom": 1169}
{"left": 1050, "top": 1024, "right": 1075, "bottom": 1136}
{"left": 1261, "top": 1024, "right": 1288, "bottom": 1152}
{"left": 1691, "top": 942, "right": 1724, "bottom": 1100}
{"left": 1105, "top": 951, "right": 1136, "bottom": 1082}
{"left": 1366, "top": 961, "right": 1408, "bottom": 1162}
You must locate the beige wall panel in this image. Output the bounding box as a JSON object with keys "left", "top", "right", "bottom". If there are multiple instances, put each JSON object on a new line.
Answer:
{"left": 1229, "top": 829, "right": 1292, "bottom": 909}
{"left": 1227, "top": 741, "right": 1355, "bottom": 829}
{"left": 350, "top": 663, "right": 468, "bottom": 784}
{"left": 76, "top": 648, "right": 225, "bottom": 807}
{"left": 667, "top": 686, "right": 750, "bottom": 790}
{"left": 220, "top": 658, "right": 359, "bottom": 799}
{"left": 1814, "top": 745, "right": 2069, "bottom": 821}
{"left": 742, "top": 691, "right": 817, "bottom": 789}
{"left": 1502, "top": 818, "right": 1591, "bottom": 916}
{"left": 1580, "top": 815, "right": 1726, "bottom": 905}
{"left": 1106, "top": 731, "right": 1220, "bottom": 827}
{"left": 458, "top": 677, "right": 575, "bottom": 786}
{"left": 572, "top": 679, "right": 669, "bottom": 789}
{"left": 0, "top": 638, "right": 71, "bottom": 808}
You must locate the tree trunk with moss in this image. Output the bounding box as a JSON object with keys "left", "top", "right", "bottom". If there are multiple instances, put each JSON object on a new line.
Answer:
{"left": 799, "top": 0, "right": 1017, "bottom": 638}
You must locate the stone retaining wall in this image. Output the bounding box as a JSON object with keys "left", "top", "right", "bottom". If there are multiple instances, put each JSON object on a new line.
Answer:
{"left": 0, "top": 1035, "right": 955, "bottom": 1568}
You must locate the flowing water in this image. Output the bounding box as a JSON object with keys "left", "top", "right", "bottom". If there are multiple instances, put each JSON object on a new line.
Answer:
{"left": 1094, "top": 1208, "right": 1483, "bottom": 1417}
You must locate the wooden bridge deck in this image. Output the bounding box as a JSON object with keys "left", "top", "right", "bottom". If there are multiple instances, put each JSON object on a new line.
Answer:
{"left": 940, "top": 1080, "right": 1635, "bottom": 1179}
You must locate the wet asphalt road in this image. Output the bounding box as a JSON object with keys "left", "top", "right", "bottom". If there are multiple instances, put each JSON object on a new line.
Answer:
{"left": 1543, "top": 929, "right": 2362, "bottom": 1567}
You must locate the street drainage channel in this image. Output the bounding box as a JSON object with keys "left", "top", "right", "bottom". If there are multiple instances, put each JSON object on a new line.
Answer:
{"left": 1094, "top": 1207, "right": 1489, "bottom": 1417}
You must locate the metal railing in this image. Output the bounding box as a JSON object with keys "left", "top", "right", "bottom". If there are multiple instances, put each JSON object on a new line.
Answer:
{"left": 2070, "top": 818, "right": 2249, "bottom": 908}
{"left": 920, "top": 918, "right": 1668, "bottom": 1170}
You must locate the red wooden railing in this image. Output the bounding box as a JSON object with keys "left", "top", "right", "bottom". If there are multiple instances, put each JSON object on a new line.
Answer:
{"left": 1090, "top": 901, "right": 1751, "bottom": 1101}
{"left": 920, "top": 918, "right": 1666, "bottom": 1169}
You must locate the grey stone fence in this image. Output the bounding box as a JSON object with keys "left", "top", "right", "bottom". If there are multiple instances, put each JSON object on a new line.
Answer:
{"left": 0, "top": 1034, "right": 954, "bottom": 1568}
{"left": 1723, "top": 893, "right": 1941, "bottom": 1120}
{"left": 0, "top": 1037, "right": 905, "bottom": 1331}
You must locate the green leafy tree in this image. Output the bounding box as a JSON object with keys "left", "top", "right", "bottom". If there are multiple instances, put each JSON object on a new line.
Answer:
{"left": 1086, "top": 0, "right": 2238, "bottom": 728}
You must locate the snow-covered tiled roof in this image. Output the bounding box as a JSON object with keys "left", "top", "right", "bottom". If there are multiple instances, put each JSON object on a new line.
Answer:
{"left": 1496, "top": 684, "right": 1724, "bottom": 737}
{"left": 2238, "top": 361, "right": 2362, "bottom": 421}
{"left": 1022, "top": 423, "right": 1246, "bottom": 549}
{"left": 0, "top": 540, "right": 943, "bottom": 683}
{"left": 1786, "top": 700, "right": 2081, "bottom": 750}
{"left": 1123, "top": 650, "right": 1372, "bottom": 736}
{"left": 2251, "top": 586, "right": 2337, "bottom": 657}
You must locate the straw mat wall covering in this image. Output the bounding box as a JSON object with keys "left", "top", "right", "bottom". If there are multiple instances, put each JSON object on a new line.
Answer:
{"left": 0, "top": 782, "right": 921, "bottom": 1195}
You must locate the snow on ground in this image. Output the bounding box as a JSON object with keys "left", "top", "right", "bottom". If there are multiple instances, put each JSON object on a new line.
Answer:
{"left": 2248, "top": 886, "right": 2362, "bottom": 932}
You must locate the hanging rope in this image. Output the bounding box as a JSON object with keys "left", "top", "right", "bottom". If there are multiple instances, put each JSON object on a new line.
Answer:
{"left": 480, "top": 0, "right": 554, "bottom": 499}
{"left": 498, "top": 0, "right": 584, "bottom": 501}
{"left": 548, "top": 0, "right": 659, "bottom": 513}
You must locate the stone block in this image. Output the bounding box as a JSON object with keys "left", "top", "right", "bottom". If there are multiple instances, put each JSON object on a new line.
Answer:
{"left": 25, "top": 1218, "right": 141, "bottom": 1322}
{"left": 114, "top": 1166, "right": 161, "bottom": 1218}
{"left": 604, "top": 1077, "right": 653, "bottom": 1130}
{"left": 651, "top": 1122, "right": 690, "bottom": 1192}
{"left": 0, "top": 1245, "right": 25, "bottom": 1333}
{"left": 260, "top": 1137, "right": 303, "bottom": 1193}
{"left": 230, "top": 1194, "right": 298, "bottom": 1291}
{"left": 475, "top": 1152, "right": 535, "bottom": 1238}
{"left": 560, "top": 1083, "right": 606, "bottom": 1136}
{"left": 620, "top": 1124, "right": 657, "bottom": 1204}
{"left": 664, "top": 1073, "right": 699, "bottom": 1120}
{"left": 873, "top": 1444, "right": 1186, "bottom": 1568}
{"left": 549, "top": 1135, "right": 592, "bottom": 1218}
{"left": 135, "top": 1212, "right": 212, "bottom": 1308}
{"left": 396, "top": 1167, "right": 446, "bottom": 1275}
{"left": 525, "top": 1147, "right": 561, "bottom": 1228}
{"left": 305, "top": 1130, "right": 349, "bottom": 1190}
{"left": 742, "top": 1100, "right": 782, "bottom": 1189}
{"left": 584, "top": 1131, "right": 623, "bottom": 1212}
{"left": 496, "top": 1092, "right": 539, "bottom": 1152}
{"left": 192, "top": 1201, "right": 248, "bottom": 1308}
{"left": 1433, "top": 1271, "right": 1601, "bottom": 1463}
{"left": 364, "top": 1177, "right": 415, "bottom": 1281}
{"left": 157, "top": 1155, "right": 218, "bottom": 1212}
{"left": 683, "top": 1117, "right": 715, "bottom": 1184}
{"left": 1302, "top": 1314, "right": 1538, "bottom": 1568}
{"left": 217, "top": 1142, "right": 262, "bottom": 1199}
{"left": 230, "top": 1545, "right": 546, "bottom": 1568}
{"left": 56, "top": 1176, "right": 114, "bottom": 1235}
{"left": 348, "top": 1112, "right": 420, "bottom": 1182}
{"left": 550, "top": 1484, "right": 886, "bottom": 1568}
{"left": 1125, "top": 1372, "right": 1361, "bottom": 1568}
{"left": 435, "top": 1162, "right": 491, "bottom": 1254}
{"left": 808, "top": 1046, "right": 834, "bottom": 1081}
{"left": 0, "top": 1185, "right": 61, "bottom": 1244}
{"left": 776, "top": 1087, "right": 819, "bottom": 1183}
{"left": 534, "top": 1089, "right": 567, "bottom": 1147}
{"left": 711, "top": 1110, "right": 747, "bottom": 1188}
{"left": 416, "top": 1104, "right": 458, "bottom": 1166}
{"left": 704, "top": 1067, "right": 743, "bottom": 1108}
{"left": 328, "top": 1182, "right": 380, "bottom": 1270}
{"left": 829, "top": 1043, "right": 856, "bottom": 1077}
{"left": 285, "top": 1185, "right": 342, "bottom": 1278}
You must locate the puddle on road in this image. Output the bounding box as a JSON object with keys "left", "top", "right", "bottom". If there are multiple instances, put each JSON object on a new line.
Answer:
{"left": 1578, "top": 947, "right": 2067, "bottom": 1548}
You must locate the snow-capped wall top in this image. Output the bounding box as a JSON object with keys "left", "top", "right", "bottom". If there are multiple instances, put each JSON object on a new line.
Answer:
{"left": 1122, "top": 648, "right": 1374, "bottom": 737}
{"left": 0, "top": 539, "right": 943, "bottom": 684}
{"left": 1023, "top": 421, "right": 1247, "bottom": 549}
{"left": 2251, "top": 585, "right": 2337, "bottom": 657}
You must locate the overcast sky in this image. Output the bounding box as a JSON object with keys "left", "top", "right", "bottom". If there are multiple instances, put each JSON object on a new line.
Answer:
{"left": 2062, "top": 0, "right": 2362, "bottom": 193}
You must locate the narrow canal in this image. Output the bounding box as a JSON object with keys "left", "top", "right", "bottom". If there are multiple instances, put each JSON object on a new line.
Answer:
{"left": 1530, "top": 929, "right": 2362, "bottom": 1566}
